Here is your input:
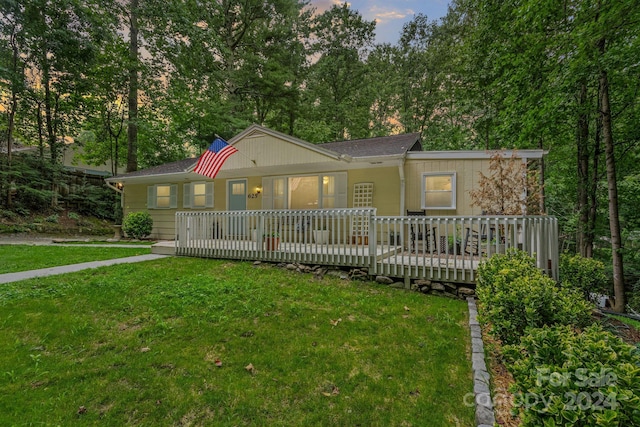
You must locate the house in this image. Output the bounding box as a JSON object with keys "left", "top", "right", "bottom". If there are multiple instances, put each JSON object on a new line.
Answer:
{"left": 106, "top": 124, "right": 557, "bottom": 284}
{"left": 106, "top": 124, "right": 546, "bottom": 240}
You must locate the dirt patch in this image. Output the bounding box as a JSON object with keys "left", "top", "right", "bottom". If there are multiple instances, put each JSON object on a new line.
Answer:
{"left": 483, "top": 330, "right": 520, "bottom": 427}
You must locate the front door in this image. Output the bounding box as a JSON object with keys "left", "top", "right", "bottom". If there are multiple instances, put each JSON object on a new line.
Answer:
{"left": 228, "top": 179, "right": 247, "bottom": 237}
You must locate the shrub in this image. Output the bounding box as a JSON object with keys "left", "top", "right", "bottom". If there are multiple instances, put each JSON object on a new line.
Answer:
{"left": 122, "top": 211, "right": 153, "bottom": 239}
{"left": 503, "top": 325, "right": 640, "bottom": 427}
{"left": 560, "top": 253, "right": 610, "bottom": 302}
{"left": 476, "top": 250, "right": 594, "bottom": 345}
{"left": 45, "top": 214, "right": 59, "bottom": 223}
{"left": 68, "top": 212, "right": 80, "bottom": 221}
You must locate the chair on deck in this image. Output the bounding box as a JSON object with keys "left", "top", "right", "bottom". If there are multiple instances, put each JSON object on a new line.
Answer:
{"left": 463, "top": 223, "right": 497, "bottom": 256}
{"left": 407, "top": 210, "right": 436, "bottom": 253}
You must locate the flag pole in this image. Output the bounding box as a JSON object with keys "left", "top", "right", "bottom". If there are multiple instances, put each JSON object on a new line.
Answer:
{"left": 215, "top": 134, "right": 256, "bottom": 166}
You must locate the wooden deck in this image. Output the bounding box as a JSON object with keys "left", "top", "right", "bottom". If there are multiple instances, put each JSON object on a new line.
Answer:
{"left": 155, "top": 239, "right": 487, "bottom": 283}
{"left": 166, "top": 209, "right": 559, "bottom": 284}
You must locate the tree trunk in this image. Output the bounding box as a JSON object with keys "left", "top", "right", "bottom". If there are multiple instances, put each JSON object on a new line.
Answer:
{"left": 43, "top": 67, "right": 58, "bottom": 164}
{"left": 587, "top": 96, "right": 602, "bottom": 259}
{"left": 126, "top": 0, "right": 139, "bottom": 173}
{"left": 576, "top": 82, "right": 590, "bottom": 256}
{"left": 5, "top": 30, "right": 20, "bottom": 207}
{"left": 599, "top": 59, "right": 625, "bottom": 312}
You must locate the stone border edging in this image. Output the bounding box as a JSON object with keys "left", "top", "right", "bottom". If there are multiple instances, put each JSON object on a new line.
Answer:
{"left": 467, "top": 296, "right": 496, "bottom": 427}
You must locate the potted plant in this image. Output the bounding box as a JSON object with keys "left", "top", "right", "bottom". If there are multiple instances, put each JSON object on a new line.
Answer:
{"left": 447, "top": 235, "right": 461, "bottom": 254}
{"left": 263, "top": 231, "right": 280, "bottom": 251}
{"left": 313, "top": 225, "right": 330, "bottom": 244}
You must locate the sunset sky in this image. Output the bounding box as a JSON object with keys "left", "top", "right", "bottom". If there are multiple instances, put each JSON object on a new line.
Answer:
{"left": 309, "top": 0, "right": 451, "bottom": 44}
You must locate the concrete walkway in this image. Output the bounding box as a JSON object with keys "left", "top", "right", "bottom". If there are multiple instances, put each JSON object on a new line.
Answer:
{"left": 0, "top": 254, "right": 168, "bottom": 284}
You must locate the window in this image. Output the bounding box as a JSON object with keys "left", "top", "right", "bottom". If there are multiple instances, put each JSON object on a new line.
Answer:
{"left": 289, "top": 176, "right": 319, "bottom": 209}
{"left": 322, "top": 175, "right": 336, "bottom": 209}
{"left": 422, "top": 173, "right": 456, "bottom": 210}
{"left": 183, "top": 182, "right": 214, "bottom": 208}
{"left": 262, "top": 173, "right": 346, "bottom": 210}
{"left": 147, "top": 184, "right": 177, "bottom": 209}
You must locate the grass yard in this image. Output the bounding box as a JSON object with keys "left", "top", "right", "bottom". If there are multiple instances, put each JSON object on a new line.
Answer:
{"left": 0, "top": 258, "right": 474, "bottom": 426}
{"left": 0, "top": 245, "right": 151, "bottom": 274}
{"left": 608, "top": 314, "right": 640, "bottom": 330}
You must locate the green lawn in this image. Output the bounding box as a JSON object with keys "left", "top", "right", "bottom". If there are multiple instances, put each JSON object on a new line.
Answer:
{"left": 0, "top": 258, "right": 474, "bottom": 426}
{"left": 0, "top": 245, "right": 151, "bottom": 274}
{"left": 608, "top": 314, "right": 640, "bottom": 330}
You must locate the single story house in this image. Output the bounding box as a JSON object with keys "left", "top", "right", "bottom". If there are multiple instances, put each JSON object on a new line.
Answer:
{"left": 106, "top": 124, "right": 546, "bottom": 241}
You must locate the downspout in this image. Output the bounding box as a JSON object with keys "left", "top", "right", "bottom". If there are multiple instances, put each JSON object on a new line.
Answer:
{"left": 399, "top": 155, "right": 406, "bottom": 216}
{"left": 105, "top": 181, "right": 123, "bottom": 194}
{"left": 105, "top": 181, "right": 124, "bottom": 210}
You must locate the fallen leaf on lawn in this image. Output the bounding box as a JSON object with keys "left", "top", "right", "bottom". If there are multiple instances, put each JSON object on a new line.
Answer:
{"left": 214, "top": 359, "right": 223, "bottom": 367}
{"left": 322, "top": 392, "right": 332, "bottom": 397}
{"left": 140, "top": 347, "right": 151, "bottom": 353}
{"left": 404, "top": 305, "right": 410, "bottom": 311}
{"left": 331, "top": 385, "right": 340, "bottom": 395}
{"left": 330, "top": 318, "right": 342, "bottom": 327}
{"left": 245, "top": 363, "right": 256, "bottom": 374}
{"left": 77, "top": 406, "right": 87, "bottom": 415}
{"left": 402, "top": 314, "right": 410, "bottom": 319}
{"left": 409, "top": 388, "right": 420, "bottom": 396}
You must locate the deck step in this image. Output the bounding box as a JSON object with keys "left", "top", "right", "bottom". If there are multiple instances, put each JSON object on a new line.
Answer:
{"left": 152, "top": 241, "right": 175, "bottom": 255}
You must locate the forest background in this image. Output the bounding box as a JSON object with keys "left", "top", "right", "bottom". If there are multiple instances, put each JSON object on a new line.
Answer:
{"left": 1, "top": 0, "right": 639, "bottom": 310}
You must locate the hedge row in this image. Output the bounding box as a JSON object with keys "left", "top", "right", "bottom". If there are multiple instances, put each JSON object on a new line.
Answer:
{"left": 476, "top": 250, "right": 640, "bottom": 426}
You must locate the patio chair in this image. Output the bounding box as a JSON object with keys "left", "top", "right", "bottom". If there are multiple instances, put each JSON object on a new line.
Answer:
{"left": 407, "top": 210, "right": 436, "bottom": 253}
{"left": 463, "top": 224, "right": 497, "bottom": 256}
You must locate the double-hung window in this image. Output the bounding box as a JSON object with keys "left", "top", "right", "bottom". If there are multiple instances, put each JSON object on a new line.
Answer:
{"left": 183, "top": 182, "right": 214, "bottom": 209}
{"left": 422, "top": 172, "right": 456, "bottom": 210}
{"left": 147, "top": 184, "right": 177, "bottom": 209}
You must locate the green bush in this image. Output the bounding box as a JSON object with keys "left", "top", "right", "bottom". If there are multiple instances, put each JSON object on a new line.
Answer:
{"left": 45, "top": 214, "right": 59, "bottom": 223}
{"left": 122, "top": 211, "right": 153, "bottom": 239}
{"left": 503, "top": 325, "right": 640, "bottom": 427}
{"left": 560, "top": 253, "right": 610, "bottom": 302}
{"left": 476, "top": 250, "right": 594, "bottom": 345}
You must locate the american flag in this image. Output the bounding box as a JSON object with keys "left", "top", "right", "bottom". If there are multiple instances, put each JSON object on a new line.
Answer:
{"left": 193, "top": 138, "right": 238, "bottom": 179}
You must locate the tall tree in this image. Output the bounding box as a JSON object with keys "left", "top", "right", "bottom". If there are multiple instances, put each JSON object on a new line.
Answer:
{"left": 126, "top": 0, "right": 139, "bottom": 172}
{"left": 302, "top": 3, "right": 376, "bottom": 141}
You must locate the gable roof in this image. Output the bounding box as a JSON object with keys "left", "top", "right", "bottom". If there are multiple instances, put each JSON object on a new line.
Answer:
{"left": 318, "top": 133, "right": 422, "bottom": 158}
{"left": 111, "top": 157, "right": 198, "bottom": 179}
{"left": 106, "top": 126, "right": 422, "bottom": 182}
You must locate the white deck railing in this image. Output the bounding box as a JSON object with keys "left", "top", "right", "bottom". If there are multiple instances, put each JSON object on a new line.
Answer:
{"left": 175, "top": 210, "right": 558, "bottom": 283}
{"left": 176, "top": 209, "right": 377, "bottom": 267}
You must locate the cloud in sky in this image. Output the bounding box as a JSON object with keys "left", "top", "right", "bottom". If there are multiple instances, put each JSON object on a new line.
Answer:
{"left": 369, "top": 5, "right": 415, "bottom": 24}
{"left": 308, "top": 0, "right": 450, "bottom": 44}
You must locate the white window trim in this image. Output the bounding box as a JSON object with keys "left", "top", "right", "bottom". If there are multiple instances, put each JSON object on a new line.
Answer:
{"left": 421, "top": 172, "right": 456, "bottom": 210}
{"left": 184, "top": 181, "right": 214, "bottom": 209}
{"left": 263, "top": 172, "right": 347, "bottom": 209}
{"left": 148, "top": 184, "right": 177, "bottom": 209}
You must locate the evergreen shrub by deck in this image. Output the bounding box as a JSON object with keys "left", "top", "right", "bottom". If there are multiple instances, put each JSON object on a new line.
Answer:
{"left": 503, "top": 325, "right": 640, "bottom": 426}
{"left": 122, "top": 211, "right": 153, "bottom": 239}
{"left": 559, "top": 253, "right": 610, "bottom": 302}
{"left": 476, "top": 250, "right": 593, "bottom": 345}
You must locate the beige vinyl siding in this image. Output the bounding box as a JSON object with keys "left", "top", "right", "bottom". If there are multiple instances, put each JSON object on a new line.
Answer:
{"left": 124, "top": 183, "right": 179, "bottom": 240}
{"left": 404, "top": 158, "right": 490, "bottom": 216}
{"left": 222, "top": 132, "right": 337, "bottom": 170}
{"left": 347, "top": 167, "right": 400, "bottom": 216}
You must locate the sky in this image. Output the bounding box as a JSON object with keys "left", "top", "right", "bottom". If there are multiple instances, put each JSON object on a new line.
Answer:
{"left": 310, "top": 0, "right": 451, "bottom": 45}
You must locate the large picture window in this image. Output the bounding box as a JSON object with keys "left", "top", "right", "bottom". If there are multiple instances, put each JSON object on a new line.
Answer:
{"left": 263, "top": 173, "right": 346, "bottom": 210}
{"left": 422, "top": 173, "right": 456, "bottom": 210}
